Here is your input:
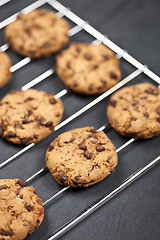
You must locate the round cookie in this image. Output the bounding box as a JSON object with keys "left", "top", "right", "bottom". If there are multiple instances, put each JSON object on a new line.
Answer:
{"left": 0, "top": 51, "right": 12, "bottom": 88}
{"left": 0, "top": 179, "right": 44, "bottom": 240}
{"left": 0, "top": 89, "right": 64, "bottom": 145}
{"left": 5, "top": 9, "right": 70, "bottom": 58}
{"left": 46, "top": 127, "right": 118, "bottom": 187}
{"left": 56, "top": 42, "right": 121, "bottom": 95}
{"left": 107, "top": 82, "right": 160, "bottom": 138}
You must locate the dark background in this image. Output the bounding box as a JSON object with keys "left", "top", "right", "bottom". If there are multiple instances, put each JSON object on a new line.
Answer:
{"left": 0, "top": 0, "right": 160, "bottom": 240}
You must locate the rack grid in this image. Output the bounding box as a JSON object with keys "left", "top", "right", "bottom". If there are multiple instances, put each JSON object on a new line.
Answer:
{"left": 0, "top": 0, "right": 160, "bottom": 240}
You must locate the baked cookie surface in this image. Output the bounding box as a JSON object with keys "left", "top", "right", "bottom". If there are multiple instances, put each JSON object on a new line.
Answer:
{"left": 0, "top": 89, "right": 64, "bottom": 145}
{"left": 0, "top": 51, "right": 12, "bottom": 88}
{"left": 0, "top": 179, "right": 44, "bottom": 240}
{"left": 56, "top": 42, "right": 121, "bottom": 95}
{"left": 107, "top": 83, "right": 160, "bottom": 138}
{"left": 46, "top": 127, "right": 118, "bottom": 187}
{"left": 5, "top": 9, "right": 70, "bottom": 58}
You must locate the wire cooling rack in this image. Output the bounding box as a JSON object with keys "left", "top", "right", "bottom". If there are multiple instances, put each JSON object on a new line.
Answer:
{"left": 0, "top": 0, "right": 160, "bottom": 239}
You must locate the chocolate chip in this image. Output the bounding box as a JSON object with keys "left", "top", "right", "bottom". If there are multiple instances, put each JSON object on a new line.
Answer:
{"left": 25, "top": 203, "right": 33, "bottom": 212}
{"left": 91, "top": 139, "right": 99, "bottom": 144}
{"left": 76, "top": 47, "right": 81, "bottom": 52}
{"left": 0, "top": 128, "right": 3, "bottom": 137}
{"left": 58, "top": 171, "right": 67, "bottom": 183}
{"left": 131, "top": 117, "right": 137, "bottom": 121}
{"left": 14, "top": 123, "right": 24, "bottom": 129}
{"left": 49, "top": 98, "right": 57, "bottom": 104}
{"left": 41, "top": 42, "right": 50, "bottom": 48}
{"left": 157, "top": 117, "right": 160, "bottom": 123}
{"left": 90, "top": 128, "right": 96, "bottom": 133}
{"left": 103, "top": 54, "right": 109, "bottom": 60}
{"left": 145, "top": 88, "right": 158, "bottom": 95}
{"left": 45, "top": 121, "right": 53, "bottom": 128}
{"left": 122, "top": 106, "right": 129, "bottom": 110}
{"left": 132, "top": 100, "right": 139, "bottom": 106}
{"left": 6, "top": 132, "right": 16, "bottom": 138}
{"left": 144, "top": 112, "right": 149, "bottom": 118}
{"left": 101, "top": 80, "right": 107, "bottom": 86}
{"left": 16, "top": 179, "right": 27, "bottom": 187}
{"left": 106, "top": 156, "right": 111, "bottom": 163}
{"left": 66, "top": 62, "right": 71, "bottom": 69}
{"left": 39, "top": 117, "right": 46, "bottom": 125}
{"left": 37, "top": 219, "right": 40, "bottom": 223}
{"left": 126, "top": 123, "right": 132, "bottom": 129}
{"left": 24, "top": 28, "right": 31, "bottom": 36}
{"left": 109, "top": 100, "right": 117, "bottom": 107}
{"left": 21, "top": 137, "right": 33, "bottom": 145}
{"left": 48, "top": 140, "right": 57, "bottom": 152}
{"left": 87, "top": 134, "right": 97, "bottom": 139}
{"left": 74, "top": 175, "right": 81, "bottom": 180}
{"left": 56, "top": 113, "right": 60, "bottom": 117}
{"left": 140, "top": 96, "right": 147, "bottom": 99}
{"left": 27, "top": 109, "right": 32, "bottom": 116}
{"left": 0, "top": 184, "right": 7, "bottom": 191}
{"left": 73, "top": 82, "right": 78, "bottom": 88}
{"left": 20, "top": 195, "right": 23, "bottom": 199}
{"left": 88, "top": 85, "right": 94, "bottom": 91}
{"left": 96, "top": 146, "right": 105, "bottom": 152}
{"left": 84, "top": 151, "right": 93, "bottom": 159}
{"left": 156, "top": 106, "right": 160, "bottom": 114}
{"left": 1, "top": 230, "right": 13, "bottom": 237}
{"left": 92, "top": 64, "right": 98, "bottom": 70}
{"left": 22, "top": 119, "right": 33, "bottom": 124}
{"left": 33, "top": 135, "right": 38, "bottom": 140}
{"left": 92, "top": 164, "right": 99, "bottom": 170}
{"left": 69, "top": 137, "right": 75, "bottom": 143}
{"left": 84, "top": 53, "right": 92, "bottom": 60}
{"left": 14, "top": 187, "right": 22, "bottom": 195}
{"left": 24, "top": 97, "right": 34, "bottom": 102}
{"left": 110, "top": 72, "right": 117, "bottom": 79}
{"left": 79, "top": 142, "right": 87, "bottom": 151}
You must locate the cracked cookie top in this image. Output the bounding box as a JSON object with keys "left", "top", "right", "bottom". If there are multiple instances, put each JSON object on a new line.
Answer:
{"left": 0, "top": 89, "right": 64, "bottom": 145}
{"left": 46, "top": 126, "right": 118, "bottom": 187}
{"left": 107, "top": 82, "right": 160, "bottom": 138}
{"left": 0, "top": 179, "right": 44, "bottom": 240}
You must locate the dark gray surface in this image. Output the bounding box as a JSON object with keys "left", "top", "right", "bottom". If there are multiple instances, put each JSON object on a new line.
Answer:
{"left": 0, "top": 0, "right": 160, "bottom": 240}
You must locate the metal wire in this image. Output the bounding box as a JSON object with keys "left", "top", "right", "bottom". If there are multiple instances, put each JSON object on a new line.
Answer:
{"left": 0, "top": 70, "right": 141, "bottom": 169}
{"left": 0, "top": 0, "right": 11, "bottom": 7}
{"left": 47, "top": 154, "right": 160, "bottom": 240}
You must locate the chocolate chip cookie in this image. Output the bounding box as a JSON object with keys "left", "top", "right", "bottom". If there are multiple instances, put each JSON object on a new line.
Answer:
{"left": 46, "top": 127, "right": 118, "bottom": 187}
{"left": 56, "top": 42, "right": 121, "bottom": 95}
{"left": 5, "top": 9, "right": 70, "bottom": 58}
{"left": 0, "top": 179, "right": 44, "bottom": 240}
{"left": 0, "top": 51, "right": 12, "bottom": 88}
{"left": 0, "top": 89, "right": 64, "bottom": 145}
{"left": 107, "top": 83, "right": 160, "bottom": 138}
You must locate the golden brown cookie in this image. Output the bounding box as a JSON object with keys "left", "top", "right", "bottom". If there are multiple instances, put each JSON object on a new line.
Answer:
{"left": 46, "top": 127, "right": 118, "bottom": 187}
{"left": 56, "top": 42, "right": 121, "bottom": 95}
{"left": 0, "top": 179, "right": 44, "bottom": 240}
{"left": 107, "top": 83, "right": 160, "bottom": 138}
{"left": 0, "top": 89, "right": 64, "bottom": 145}
{"left": 5, "top": 9, "right": 70, "bottom": 58}
{"left": 0, "top": 51, "right": 12, "bottom": 88}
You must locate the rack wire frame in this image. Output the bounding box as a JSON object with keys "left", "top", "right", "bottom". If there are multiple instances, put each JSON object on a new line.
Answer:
{"left": 0, "top": 0, "right": 160, "bottom": 239}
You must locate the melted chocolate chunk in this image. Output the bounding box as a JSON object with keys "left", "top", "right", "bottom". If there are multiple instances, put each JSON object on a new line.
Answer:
{"left": 0, "top": 184, "right": 7, "bottom": 191}
{"left": 20, "top": 195, "right": 23, "bottom": 199}
{"left": 79, "top": 142, "right": 87, "bottom": 151}
{"left": 49, "top": 98, "right": 57, "bottom": 104}
{"left": 1, "top": 230, "right": 13, "bottom": 237}
{"left": 92, "top": 64, "right": 98, "bottom": 70}
{"left": 48, "top": 140, "right": 57, "bottom": 152}
{"left": 27, "top": 109, "right": 32, "bottom": 116}
{"left": 84, "top": 151, "right": 93, "bottom": 159}
{"left": 84, "top": 53, "right": 92, "bottom": 60}
{"left": 110, "top": 72, "right": 117, "bottom": 79}
{"left": 131, "top": 117, "right": 137, "bottom": 121}
{"left": 92, "top": 164, "right": 99, "bottom": 170}
{"left": 109, "top": 100, "right": 117, "bottom": 107}
{"left": 14, "top": 187, "right": 22, "bottom": 195}
{"left": 22, "top": 119, "right": 33, "bottom": 124}
{"left": 106, "top": 156, "right": 111, "bottom": 163}
{"left": 156, "top": 106, "right": 160, "bottom": 115}
{"left": 24, "top": 97, "right": 34, "bottom": 102}
{"left": 103, "top": 54, "right": 109, "bottom": 60}
{"left": 145, "top": 88, "right": 158, "bottom": 95}
{"left": 90, "top": 128, "right": 96, "bottom": 133}
{"left": 6, "top": 132, "right": 16, "bottom": 138}
{"left": 25, "top": 203, "right": 33, "bottom": 212}
{"left": 14, "top": 123, "right": 24, "bottom": 129}
{"left": 16, "top": 179, "right": 27, "bottom": 187}
{"left": 96, "top": 146, "right": 105, "bottom": 152}
{"left": 69, "top": 136, "right": 75, "bottom": 143}
{"left": 74, "top": 175, "right": 81, "bottom": 180}
{"left": 143, "top": 112, "right": 149, "bottom": 118}
{"left": 58, "top": 171, "right": 67, "bottom": 183}
{"left": 39, "top": 117, "right": 46, "bottom": 125}
{"left": 66, "top": 62, "right": 71, "bottom": 69}
{"left": 34, "top": 135, "right": 39, "bottom": 139}
{"left": 21, "top": 137, "right": 33, "bottom": 145}
{"left": 45, "top": 121, "right": 53, "bottom": 128}
{"left": 132, "top": 100, "right": 139, "bottom": 106}
{"left": 140, "top": 96, "right": 147, "bottom": 99}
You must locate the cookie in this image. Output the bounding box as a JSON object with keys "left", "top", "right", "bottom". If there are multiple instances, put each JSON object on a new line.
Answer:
{"left": 0, "top": 179, "right": 44, "bottom": 240}
{"left": 0, "top": 51, "right": 12, "bottom": 88}
{"left": 46, "top": 127, "right": 118, "bottom": 187}
{"left": 0, "top": 89, "right": 64, "bottom": 145}
{"left": 56, "top": 42, "right": 121, "bottom": 95}
{"left": 5, "top": 9, "right": 70, "bottom": 58}
{"left": 107, "top": 83, "right": 160, "bottom": 138}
